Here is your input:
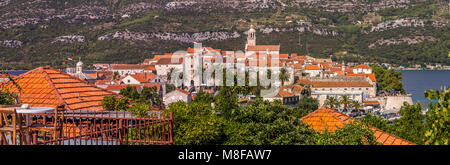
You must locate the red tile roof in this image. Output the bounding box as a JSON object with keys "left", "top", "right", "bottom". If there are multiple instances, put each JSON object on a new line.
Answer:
{"left": 297, "top": 79, "right": 372, "bottom": 87}
{"left": 301, "top": 107, "right": 416, "bottom": 145}
{"left": 354, "top": 64, "right": 371, "bottom": 69}
{"left": 276, "top": 90, "right": 297, "bottom": 98}
{"left": 247, "top": 45, "right": 280, "bottom": 52}
{"left": 293, "top": 63, "right": 303, "bottom": 69}
{"left": 176, "top": 89, "right": 190, "bottom": 95}
{"left": 346, "top": 73, "right": 377, "bottom": 82}
{"left": 144, "top": 65, "right": 155, "bottom": 71}
{"left": 1, "top": 67, "right": 119, "bottom": 111}
{"left": 280, "top": 85, "right": 305, "bottom": 93}
{"left": 130, "top": 72, "right": 157, "bottom": 83}
{"left": 279, "top": 54, "right": 289, "bottom": 58}
{"left": 305, "top": 65, "right": 320, "bottom": 70}
{"left": 155, "top": 58, "right": 183, "bottom": 65}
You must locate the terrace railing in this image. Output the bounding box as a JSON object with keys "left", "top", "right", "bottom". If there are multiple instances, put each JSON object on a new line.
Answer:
{"left": 29, "top": 110, "right": 173, "bottom": 145}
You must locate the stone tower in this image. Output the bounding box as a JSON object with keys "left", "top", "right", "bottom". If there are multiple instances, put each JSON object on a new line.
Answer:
{"left": 247, "top": 25, "right": 256, "bottom": 46}
{"left": 76, "top": 59, "right": 83, "bottom": 74}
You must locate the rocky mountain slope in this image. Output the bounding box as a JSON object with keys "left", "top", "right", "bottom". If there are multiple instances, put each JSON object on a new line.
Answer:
{"left": 0, "top": 0, "right": 448, "bottom": 69}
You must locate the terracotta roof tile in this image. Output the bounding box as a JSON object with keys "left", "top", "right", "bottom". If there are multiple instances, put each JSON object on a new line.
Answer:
{"left": 1, "top": 67, "right": 119, "bottom": 111}
{"left": 301, "top": 107, "right": 416, "bottom": 145}
{"left": 247, "top": 45, "right": 280, "bottom": 52}
{"left": 276, "top": 90, "right": 297, "bottom": 98}
{"left": 130, "top": 72, "right": 157, "bottom": 83}
{"left": 305, "top": 65, "right": 320, "bottom": 70}
{"left": 354, "top": 64, "right": 371, "bottom": 69}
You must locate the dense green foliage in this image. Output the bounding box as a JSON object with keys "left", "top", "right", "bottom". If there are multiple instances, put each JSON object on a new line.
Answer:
{"left": 372, "top": 66, "right": 405, "bottom": 93}
{"left": 165, "top": 87, "right": 380, "bottom": 145}
{"left": 100, "top": 95, "right": 130, "bottom": 111}
{"left": 424, "top": 88, "right": 450, "bottom": 145}
{"left": 100, "top": 85, "right": 162, "bottom": 116}
{"left": 294, "top": 96, "right": 319, "bottom": 117}
{"left": 362, "top": 102, "right": 428, "bottom": 145}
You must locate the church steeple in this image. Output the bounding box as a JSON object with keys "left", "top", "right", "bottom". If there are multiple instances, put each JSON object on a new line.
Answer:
{"left": 247, "top": 25, "right": 256, "bottom": 46}
{"left": 76, "top": 58, "right": 83, "bottom": 74}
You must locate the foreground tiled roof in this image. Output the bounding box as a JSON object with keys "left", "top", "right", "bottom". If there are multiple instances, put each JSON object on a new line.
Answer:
{"left": 1, "top": 67, "right": 118, "bottom": 111}
{"left": 301, "top": 107, "right": 416, "bottom": 145}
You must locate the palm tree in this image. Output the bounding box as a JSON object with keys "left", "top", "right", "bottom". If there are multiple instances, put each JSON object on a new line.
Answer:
{"left": 279, "top": 67, "right": 290, "bottom": 86}
{"left": 325, "top": 96, "right": 338, "bottom": 109}
{"left": 351, "top": 100, "right": 362, "bottom": 113}
{"left": 339, "top": 95, "right": 352, "bottom": 112}
{"left": 112, "top": 72, "right": 120, "bottom": 81}
{"left": 167, "top": 68, "right": 174, "bottom": 82}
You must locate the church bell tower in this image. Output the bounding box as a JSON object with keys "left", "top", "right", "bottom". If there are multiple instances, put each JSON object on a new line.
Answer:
{"left": 247, "top": 25, "right": 256, "bottom": 46}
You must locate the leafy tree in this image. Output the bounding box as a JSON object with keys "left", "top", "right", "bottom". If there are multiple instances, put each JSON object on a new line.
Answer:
{"left": 112, "top": 72, "right": 120, "bottom": 81}
{"left": 165, "top": 101, "right": 224, "bottom": 145}
{"left": 372, "top": 66, "right": 405, "bottom": 94}
{"left": 128, "top": 102, "right": 151, "bottom": 117}
{"left": 396, "top": 102, "right": 425, "bottom": 144}
{"left": 294, "top": 96, "right": 319, "bottom": 117}
{"left": 193, "top": 89, "right": 214, "bottom": 103}
{"left": 166, "top": 84, "right": 176, "bottom": 93}
{"left": 361, "top": 113, "right": 394, "bottom": 132}
{"left": 100, "top": 95, "right": 130, "bottom": 111}
{"left": 424, "top": 88, "right": 450, "bottom": 145}
{"left": 228, "top": 99, "right": 317, "bottom": 145}
{"left": 315, "top": 122, "right": 378, "bottom": 145}
{"left": 214, "top": 87, "right": 239, "bottom": 119}
{"left": 140, "top": 86, "right": 162, "bottom": 108}
{"left": 119, "top": 85, "right": 140, "bottom": 100}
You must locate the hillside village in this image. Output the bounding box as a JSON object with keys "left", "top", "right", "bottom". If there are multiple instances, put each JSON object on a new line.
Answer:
{"left": 41, "top": 26, "right": 412, "bottom": 120}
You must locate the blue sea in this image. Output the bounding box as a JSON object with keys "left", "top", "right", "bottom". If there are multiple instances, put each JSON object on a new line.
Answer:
{"left": 401, "top": 70, "right": 450, "bottom": 108}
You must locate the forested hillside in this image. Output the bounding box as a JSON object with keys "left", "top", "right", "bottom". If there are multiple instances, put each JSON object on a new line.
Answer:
{"left": 0, "top": 0, "right": 448, "bottom": 69}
